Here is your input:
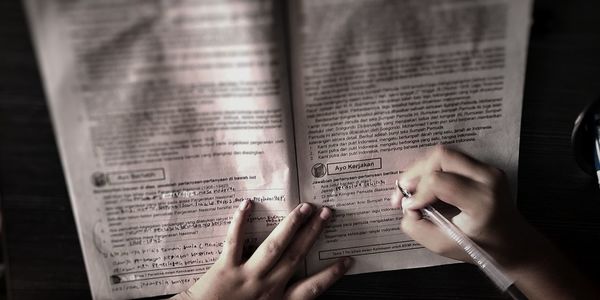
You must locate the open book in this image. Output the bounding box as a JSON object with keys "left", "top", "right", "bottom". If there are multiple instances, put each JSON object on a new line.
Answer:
{"left": 24, "top": 0, "right": 531, "bottom": 299}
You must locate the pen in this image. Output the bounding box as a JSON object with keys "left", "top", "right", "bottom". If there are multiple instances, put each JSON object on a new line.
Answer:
{"left": 395, "top": 180, "right": 528, "bottom": 300}
{"left": 592, "top": 115, "right": 600, "bottom": 186}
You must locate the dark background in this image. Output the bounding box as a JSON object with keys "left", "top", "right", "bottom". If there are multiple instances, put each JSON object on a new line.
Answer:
{"left": 1, "top": 0, "right": 600, "bottom": 299}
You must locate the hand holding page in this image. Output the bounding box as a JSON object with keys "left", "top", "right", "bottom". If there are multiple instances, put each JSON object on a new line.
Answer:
{"left": 24, "top": 0, "right": 532, "bottom": 299}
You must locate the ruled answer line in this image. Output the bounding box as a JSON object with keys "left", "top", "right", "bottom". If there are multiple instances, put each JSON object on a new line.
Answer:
{"left": 112, "top": 272, "right": 206, "bottom": 284}
{"left": 114, "top": 263, "right": 212, "bottom": 276}
{"left": 162, "top": 230, "right": 271, "bottom": 245}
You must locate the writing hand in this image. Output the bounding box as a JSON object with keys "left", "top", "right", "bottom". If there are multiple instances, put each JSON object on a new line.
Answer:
{"left": 391, "top": 145, "right": 523, "bottom": 264}
{"left": 391, "top": 145, "right": 598, "bottom": 299}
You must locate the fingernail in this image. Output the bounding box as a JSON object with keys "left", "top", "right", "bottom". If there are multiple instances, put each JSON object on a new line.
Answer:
{"left": 343, "top": 257, "right": 353, "bottom": 268}
{"left": 399, "top": 178, "right": 416, "bottom": 191}
{"left": 299, "top": 203, "right": 312, "bottom": 215}
{"left": 401, "top": 197, "right": 414, "bottom": 210}
{"left": 239, "top": 199, "right": 251, "bottom": 211}
{"left": 399, "top": 178, "right": 408, "bottom": 188}
{"left": 319, "top": 207, "right": 332, "bottom": 220}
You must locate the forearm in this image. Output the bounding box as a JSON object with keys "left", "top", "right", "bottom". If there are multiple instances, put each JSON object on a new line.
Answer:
{"left": 500, "top": 224, "right": 597, "bottom": 300}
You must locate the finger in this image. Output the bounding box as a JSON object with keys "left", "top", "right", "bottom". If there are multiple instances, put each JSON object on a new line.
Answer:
{"left": 403, "top": 171, "right": 488, "bottom": 215}
{"left": 284, "top": 257, "right": 352, "bottom": 300}
{"left": 398, "top": 158, "right": 429, "bottom": 190}
{"left": 269, "top": 207, "right": 333, "bottom": 280}
{"left": 401, "top": 210, "right": 464, "bottom": 259}
{"left": 402, "top": 207, "right": 422, "bottom": 222}
{"left": 222, "top": 199, "right": 253, "bottom": 265}
{"left": 245, "top": 203, "right": 313, "bottom": 275}
{"left": 434, "top": 146, "right": 499, "bottom": 185}
{"left": 400, "top": 146, "right": 495, "bottom": 188}
{"left": 390, "top": 188, "right": 403, "bottom": 208}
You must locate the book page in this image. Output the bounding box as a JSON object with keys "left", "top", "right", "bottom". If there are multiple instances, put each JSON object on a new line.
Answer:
{"left": 24, "top": 1, "right": 297, "bottom": 299}
{"left": 288, "top": 0, "right": 531, "bottom": 275}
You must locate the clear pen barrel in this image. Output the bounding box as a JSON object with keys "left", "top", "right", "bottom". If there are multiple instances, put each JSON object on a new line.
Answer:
{"left": 421, "top": 206, "right": 514, "bottom": 291}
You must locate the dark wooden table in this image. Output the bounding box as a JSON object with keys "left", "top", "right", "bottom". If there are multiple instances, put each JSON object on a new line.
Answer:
{"left": 2, "top": 1, "right": 600, "bottom": 299}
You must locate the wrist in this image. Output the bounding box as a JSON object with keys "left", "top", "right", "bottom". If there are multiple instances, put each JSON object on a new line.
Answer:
{"left": 479, "top": 216, "right": 544, "bottom": 271}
